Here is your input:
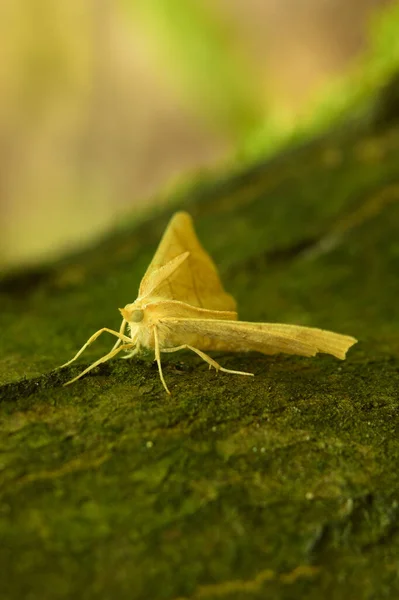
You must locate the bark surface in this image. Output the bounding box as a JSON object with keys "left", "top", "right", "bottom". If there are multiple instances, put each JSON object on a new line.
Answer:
{"left": 1, "top": 80, "right": 399, "bottom": 599}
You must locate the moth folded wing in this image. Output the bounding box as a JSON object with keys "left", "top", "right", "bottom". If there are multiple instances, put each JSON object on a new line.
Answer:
{"left": 138, "top": 212, "right": 236, "bottom": 312}
{"left": 266, "top": 323, "right": 357, "bottom": 359}
{"left": 157, "top": 318, "right": 357, "bottom": 359}
{"left": 145, "top": 300, "right": 237, "bottom": 322}
{"left": 138, "top": 252, "right": 190, "bottom": 300}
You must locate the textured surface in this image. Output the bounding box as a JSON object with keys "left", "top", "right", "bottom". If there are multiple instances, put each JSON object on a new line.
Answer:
{"left": 1, "top": 96, "right": 399, "bottom": 598}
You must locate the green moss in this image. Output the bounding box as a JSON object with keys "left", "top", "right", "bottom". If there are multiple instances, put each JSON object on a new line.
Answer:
{"left": 2, "top": 84, "right": 399, "bottom": 599}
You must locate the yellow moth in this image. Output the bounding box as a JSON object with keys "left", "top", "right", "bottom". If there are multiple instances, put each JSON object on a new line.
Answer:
{"left": 59, "top": 211, "right": 357, "bottom": 394}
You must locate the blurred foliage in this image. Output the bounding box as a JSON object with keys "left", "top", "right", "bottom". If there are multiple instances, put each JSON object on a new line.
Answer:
{"left": 1, "top": 0, "right": 398, "bottom": 271}
{"left": 121, "top": 0, "right": 399, "bottom": 164}
{"left": 0, "top": 0, "right": 109, "bottom": 268}
{"left": 124, "top": 0, "right": 265, "bottom": 142}
{"left": 243, "top": 1, "right": 399, "bottom": 161}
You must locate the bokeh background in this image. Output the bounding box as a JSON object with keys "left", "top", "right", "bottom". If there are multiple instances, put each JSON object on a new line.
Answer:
{"left": 0, "top": 0, "right": 397, "bottom": 269}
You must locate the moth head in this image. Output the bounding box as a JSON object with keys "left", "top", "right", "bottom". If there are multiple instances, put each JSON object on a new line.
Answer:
{"left": 119, "top": 304, "right": 144, "bottom": 323}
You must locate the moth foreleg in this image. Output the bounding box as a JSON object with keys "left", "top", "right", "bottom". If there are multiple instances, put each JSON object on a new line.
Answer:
{"left": 63, "top": 343, "right": 134, "bottom": 386}
{"left": 58, "top": 327, "right": 133, "bottom": 370}
{"left": 161, "top": 345, "right": 255, "bottom": 378}
{"left": 110, "top": 319, "right": 127, "bottom": 352}
{"left": 153, "top": 328, "right": 171, "bottom": 395}
{"left": 121, "top": 345, "right": 140, "bottom": 360}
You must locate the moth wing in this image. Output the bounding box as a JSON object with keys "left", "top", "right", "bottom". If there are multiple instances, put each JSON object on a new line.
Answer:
{"left": 139, "top": 212, "right": 236, "bottom": 312}
{"left": 158, "top": 318, "right": 357, "bottom": 360}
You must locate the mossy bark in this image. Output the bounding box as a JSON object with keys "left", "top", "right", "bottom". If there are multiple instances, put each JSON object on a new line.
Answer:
{"left": 1, "top": 83, "right": 399, "bottom": 599}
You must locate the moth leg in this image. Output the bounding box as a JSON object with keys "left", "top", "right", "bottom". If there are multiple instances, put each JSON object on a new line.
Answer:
{"left": 63, "top": 343, "right": 134, "bottom": 386}
{"left": 153, "top": 327, "right": 171, "bottom": 395}
{"left": 110, "top": 319, "right": 127, "bottom": 352}
{"left": 161, "top": 345, "right": 254, "bottom": 377}
{"left": 58, "top": 327, "right": 132, "bottom": 370}
{"left": 121, "top": 346, "right": 140, "bottom": 360}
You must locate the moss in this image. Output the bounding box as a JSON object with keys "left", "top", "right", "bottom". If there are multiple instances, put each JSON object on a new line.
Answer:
{"left": 2, "top": 84, "right": 399, "bottom": 599}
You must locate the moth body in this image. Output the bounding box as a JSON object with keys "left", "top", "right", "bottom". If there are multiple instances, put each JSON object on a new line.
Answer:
{"left": 58, "top": 212, "right": 357, "bottom": 394}
{"left": 120, "top": 297, "right": 237, "bottom": 353}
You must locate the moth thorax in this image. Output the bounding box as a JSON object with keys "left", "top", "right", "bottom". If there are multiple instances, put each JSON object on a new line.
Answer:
{"left": 130, "top": 309, "right": 144, "bottom": 323}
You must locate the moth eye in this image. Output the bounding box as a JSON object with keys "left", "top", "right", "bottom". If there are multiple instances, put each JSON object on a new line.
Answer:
{"left": 131, "top": 309, "right": 144, "bottom": 323}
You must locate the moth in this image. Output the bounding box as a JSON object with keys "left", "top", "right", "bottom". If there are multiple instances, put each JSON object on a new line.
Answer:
{"left": 59, "top": 211, "right": 357, "bottom": 394}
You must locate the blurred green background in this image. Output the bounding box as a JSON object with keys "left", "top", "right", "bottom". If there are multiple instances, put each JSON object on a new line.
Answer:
{"left": 0, "top": 0, "right": 398, "bottom": 269}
